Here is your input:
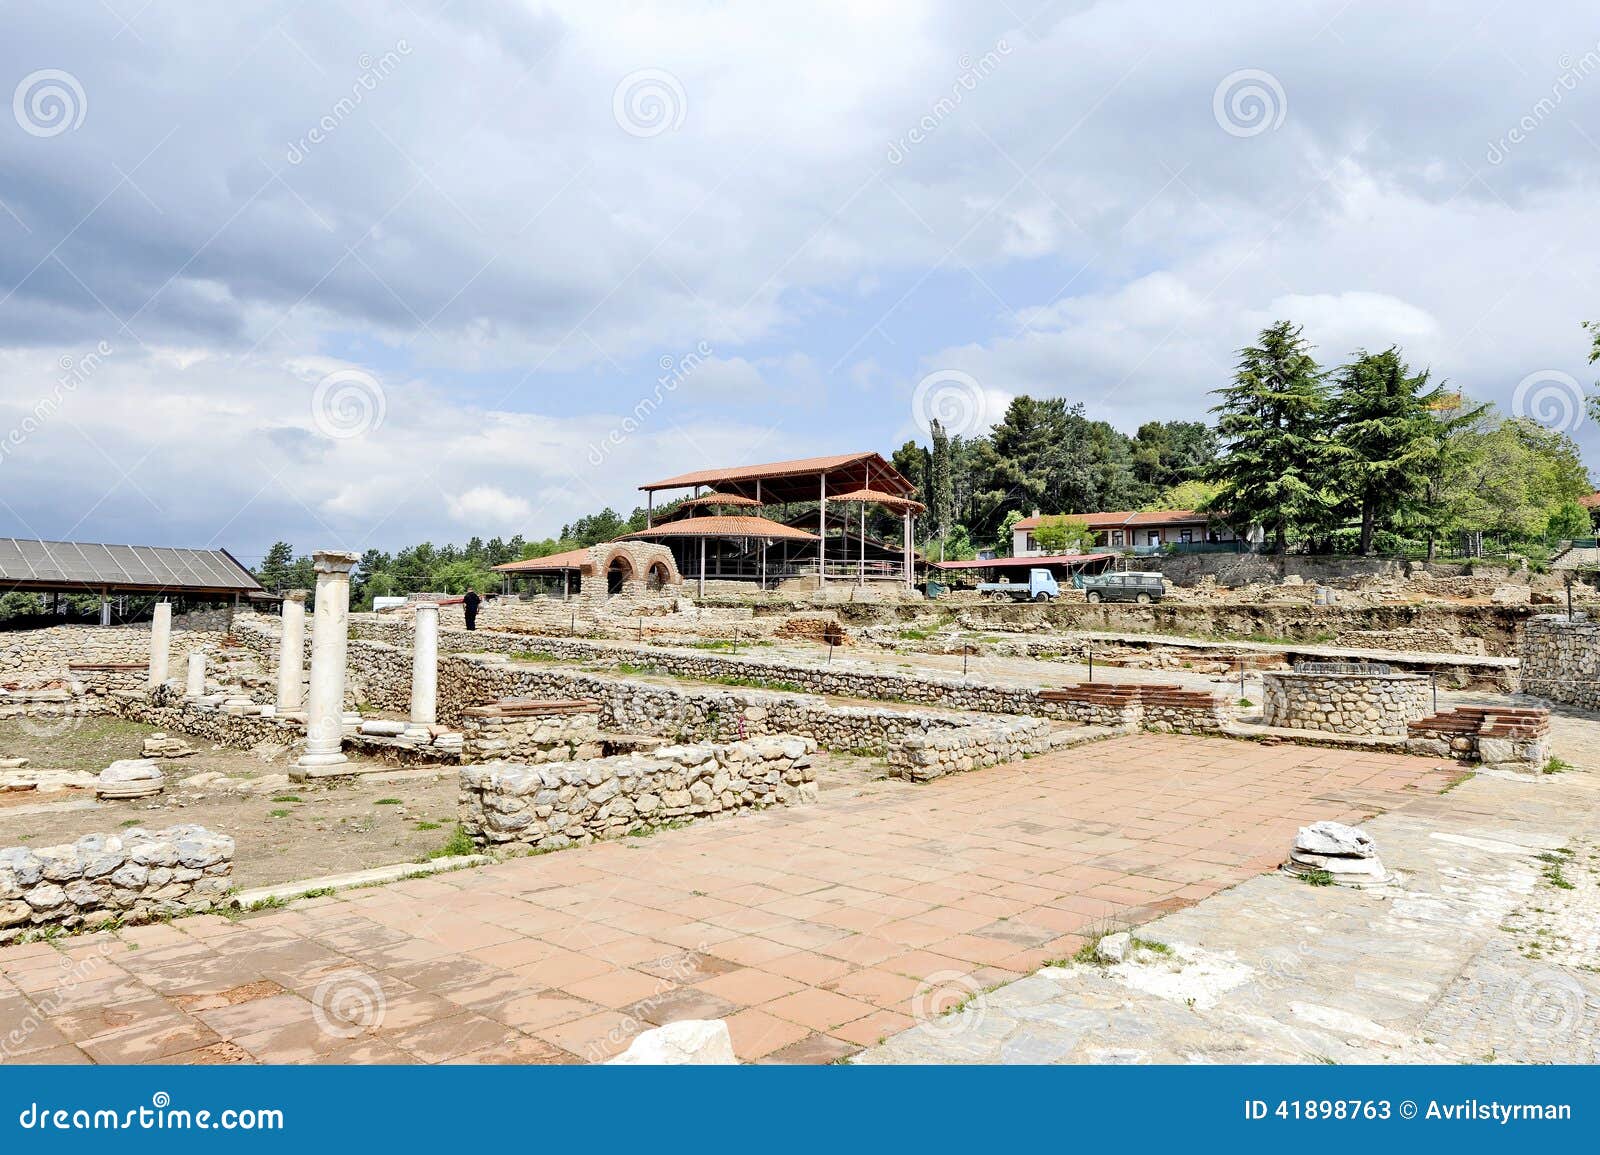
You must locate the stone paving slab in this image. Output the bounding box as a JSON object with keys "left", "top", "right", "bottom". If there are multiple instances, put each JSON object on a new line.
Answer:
{"left": 857, "top": 766, "right": 1600, "bottom": 1064}
{"left": 0, "top": 735, "right": 1457, "bottom": 1064}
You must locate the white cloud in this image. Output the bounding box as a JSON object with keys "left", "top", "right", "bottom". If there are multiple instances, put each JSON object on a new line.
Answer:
{"left": 445, "top": 486, "right": 534, "bottom": 529}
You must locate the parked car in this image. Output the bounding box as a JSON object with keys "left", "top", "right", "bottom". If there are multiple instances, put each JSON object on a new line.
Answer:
{"left": 975, "top": 568, "right": 1061, "bottom": 603}
{"left": 1081, "top": 571, "right": 1166, "bottom": 604}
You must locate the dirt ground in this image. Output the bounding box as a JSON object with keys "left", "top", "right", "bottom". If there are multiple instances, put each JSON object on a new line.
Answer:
{"left": 0, "top": 718, "right": 892, "bottom": 891}
{"left": 0, "top": 717, "right": 462, "bottom": 889}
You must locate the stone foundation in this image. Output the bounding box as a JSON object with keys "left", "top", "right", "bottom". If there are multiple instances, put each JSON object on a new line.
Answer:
{"left": 0, "top": 825, "right": 234, "bottom": 942}
{"left": 459, "top": 736, "right": 817, "bottom": 851}
{"left": 460, "top": 699, "right": 604, "bottom": 763}
{"left": 1519, "top": 614, "right": 1600, "bottom": 710}
{"left": 1261, "top": 665, "right": 1431, "bottom": 736}
{"left": 1406, "top": 707, "right": 1552, "bottom": 773}
{"left": 890, "top": 717, "right": 1054, "bottom": 782}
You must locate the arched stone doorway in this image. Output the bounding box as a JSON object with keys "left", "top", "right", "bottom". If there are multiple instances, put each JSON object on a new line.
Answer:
{"left": 606, "top": 554, "right": 634, "bottom": 597}
{"left": 646, "top": 561, "right": 672, "bottom": 591}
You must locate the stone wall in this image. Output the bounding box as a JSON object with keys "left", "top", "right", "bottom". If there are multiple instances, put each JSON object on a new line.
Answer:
{"left": 1261, "top": 668, "right": 1432, "bottom": 736}
{"left": 1519, "top": 614, "right": 1600, "bottom": 710}
{"left": 459, "top": 736, "right": 817, "bottom": 851}
{"left": 460, "top": 700, "right": 603, "bottom": 763}
{"left": 110, "top": 686, "right": 302, "bottom": 751}
{"left": 890, "top": 717, "right": 1053, "bottom": 782}
{"left": 0, "top": 825, "right": 234, "bottom": 943}
{"left": 1406, "top": 706, "right": 1552, "bottom": 773}
{"left": 1, "top": 624, "right": 226, "bottom": 682}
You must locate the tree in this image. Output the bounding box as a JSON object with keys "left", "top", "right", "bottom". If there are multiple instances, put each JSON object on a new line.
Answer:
{"left": 995, "top": 509, "right": 1023, "bottom": 557}
{"left": 257, "top": 541, "right": 295, "bottom": 591}
{"left": 562, "top": 509, "right": 627, "bottom": 546}
{"left": 1587, "top": 319, "right": 1600, "bottom": 425}
{"left": 1206, "top": 321, "right": 1332, "bottom": 552}
{"left": 1150, "top": 478, "right": 1221, "bottom": 512}
{"left": 1030, "top": 515, "right": 1096, "bottom": 554}
{"left": 928, "top": 419, "right": 955, "bottom": 553}
{"left": 1327, "top": 347, "right": 1444, "bottom": 554}
{"left": 891, "top": 440, "right": 930, "bottom": 500}
{"left": 1131, "top": 420, "right": 1218, "bottom": 498}
{"left": 1547, "top": 500, "right": 1590, "bottom": 541}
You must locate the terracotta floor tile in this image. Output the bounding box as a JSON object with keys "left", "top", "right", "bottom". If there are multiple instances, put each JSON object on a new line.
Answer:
{"left": 693, "top": 967, "right": 805, "bottom": 1007}
{"left": 827, "top": 1008, "right": 918, "bottom": 1048}
{"left": 560, "top": 968, "right": 671, "bottom": 1009}
{"left": 760, "top": 988, "right": 878, "bottom": 1032}
{"left": 535, "top": 1010, "right": 642, "bottom": 1062}
{"left": 724, "top": 1007, "right": 812, "bottom": 1060}
{"left": 492, "top": 990, "right": 598, "bottom": 1032}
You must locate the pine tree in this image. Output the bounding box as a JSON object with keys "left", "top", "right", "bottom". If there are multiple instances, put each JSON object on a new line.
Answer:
{"left": 929, "top": 418, "right": 954, "bottom": 551}
{"left": 1206, "top": 321, "right": 1331, "bottom": 552}
{"left": 1328, "top": 347, "right": 1444, "bottom": 554}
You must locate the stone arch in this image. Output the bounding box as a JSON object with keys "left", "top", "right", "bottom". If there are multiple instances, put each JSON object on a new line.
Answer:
{"left": 605, "top": 552, "right": 635, "bottom": 597}
{"left": 646, "top": 560, "right": 672, "bottom": 590}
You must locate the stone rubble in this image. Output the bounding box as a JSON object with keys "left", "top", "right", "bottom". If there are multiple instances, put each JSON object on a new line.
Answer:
{"left": 96, "top": 758, "right": 165, "bottom": 800}
{"left": 1283, "top": 820, "right": 1387, "bottom": 886}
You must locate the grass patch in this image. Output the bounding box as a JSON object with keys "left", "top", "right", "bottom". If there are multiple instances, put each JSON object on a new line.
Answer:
{"left": 1544, "top": 756, "right": 1574, "bottom": 775}
{"left": 270, "top": 794, "right": 302, "bottom": 803}
{"left": 426, "top": 824, "right": 478, "bottom": 860}
{"left": 374, "top": 798, "right": 402, "bottom": 805}
{"left": 1538, "top": 849, "right": 1576, "bottom": 890}
{"left": 1299, "top": 868, "right": 1335, "bottom": 887}
{"left": 267, "top": 808, "right": 290, "bottom": 819}
{"left": 509, "top": 650, "right": 564, "bottom": 663}
{"left": 119, "top": 819, "right": 140, "bottom": 827}
{"left": 1237, "top": 698, "right": 1255, "bottom": 708}
{"left": 414, "top": 820, "right": 442, "bottom": 831}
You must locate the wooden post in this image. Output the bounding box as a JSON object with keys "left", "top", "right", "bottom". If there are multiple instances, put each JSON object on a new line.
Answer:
{"left": 646, "top": 489, "right": 653, "bottom": 529}
{"left": 859, "top": 500, "right": 866, "bottom": 584}
{"left": 699, "top": 536, "right": 706, "bottom": 599}
{"left": 818, "top": 473, "right": 827, "bottom": 589}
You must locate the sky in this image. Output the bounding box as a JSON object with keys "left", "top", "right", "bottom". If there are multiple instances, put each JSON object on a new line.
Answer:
{"left": 1, "top": 0, "right": 1597, "bottom": 569}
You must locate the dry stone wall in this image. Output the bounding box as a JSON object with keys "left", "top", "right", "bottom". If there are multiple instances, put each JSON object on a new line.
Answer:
{"left": 0, "top": 825, "right": 234, "bottom": 942}
{"left": 460, "top": 701, "right": 603, "bottom": 763}
{"left": 1519, "top": 615, "right": 1600, "bottom": 710}
{"left": 1261, "top": 668, "right": 1431, "bottom": 736}
{"left": 1, "top": 624, "right": 226, "bottom": 682}
{"left": 459, "top": 736, "right": 817, "bottom": 851}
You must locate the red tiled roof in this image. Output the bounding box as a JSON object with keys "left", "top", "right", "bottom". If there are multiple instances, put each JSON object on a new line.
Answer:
{"left": 639, "top": 452, "right": 916, "bottom": 499}
{"left": 933, "top": 552, "right": 1116, "bottom": 571}
{"left": 1579, "top": 493, "right": 1600, "bottom": 509}
{"left": 675, "top": 491, "right": 764, "bottom": 509}
{"left": 622, "top": 515, "right": 821, "bottom": 542}
{"left": 827, "top": 487, "right": 927, "bottom": 512}
{"left": 1013, "top": 509, "right": 1209, "bottom": 531}
{"left": 493, "top": 547, "right": 592, "bottom": 573}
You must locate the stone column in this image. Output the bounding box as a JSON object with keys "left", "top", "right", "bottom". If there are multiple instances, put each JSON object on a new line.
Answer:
{"left": 407, "top": 602, "right": 439, "bottom": 732}
{"left": 296, "top": 550, "right": 359, "bottom": 776}
{"left": 185, "top": 651, "right": 206, "bottom": 697}
{"left": 275, "top": 590, "right": 307, "bottom": 714}
{"left": 147, "top": 601, "right": 172, "bottom": 688}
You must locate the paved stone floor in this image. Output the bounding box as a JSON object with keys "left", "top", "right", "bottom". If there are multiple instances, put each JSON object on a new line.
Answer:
{"left": 0, "top": 735, "right": 1458, "bottom": 1065}
{"left": 859, "top": 765, "right": 1600, "bottom": 1064}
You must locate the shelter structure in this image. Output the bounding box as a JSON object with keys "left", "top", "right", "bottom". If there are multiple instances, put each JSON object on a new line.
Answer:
{"left": 492, "top": 541, "right": 681, "bottom": 603}
{"left": 0, "top": 537, "right": 262, "bottom": 625}
{"left": 636, "top": 452, "right": 921, "bottom": 590}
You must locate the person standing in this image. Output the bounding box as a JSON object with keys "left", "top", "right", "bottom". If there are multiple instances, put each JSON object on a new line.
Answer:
{"left": 463, "top": 586, "right": 481, "bottom": 631}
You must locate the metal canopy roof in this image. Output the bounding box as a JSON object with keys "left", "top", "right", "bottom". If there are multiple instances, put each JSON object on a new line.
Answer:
{"left": 932, "top": 552, "right": 1117, "bottom": 571}
{"left": 0, "top": 538, "right": 263, "bottom": 595}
